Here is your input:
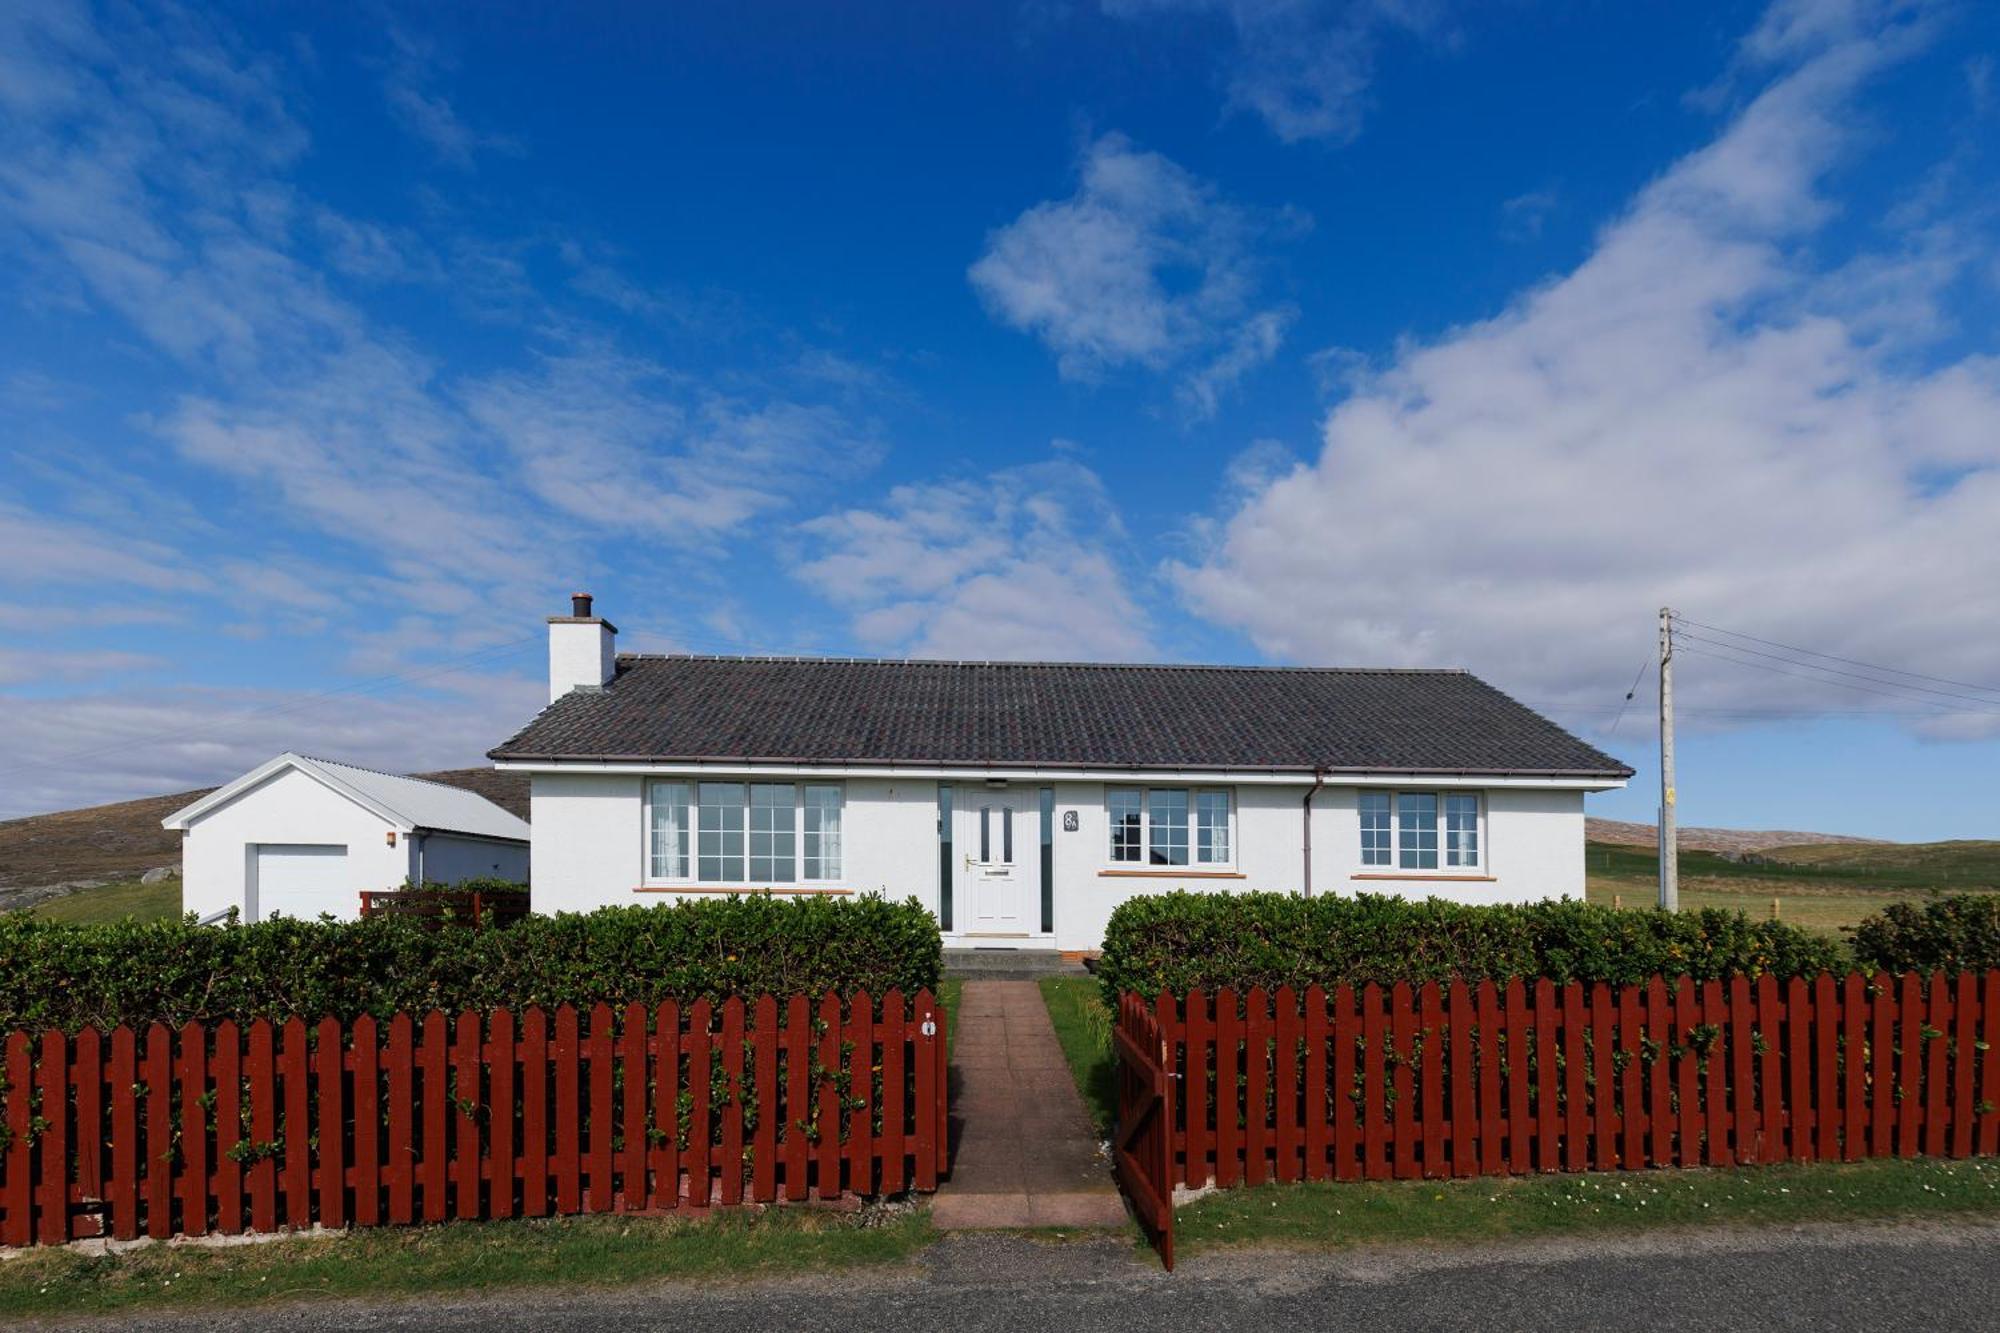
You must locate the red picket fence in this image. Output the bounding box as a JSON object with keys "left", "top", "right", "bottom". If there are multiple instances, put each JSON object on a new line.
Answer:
{"left": 0, "top": 989, "right": 948, "bottom": 1247}
{"left": 1120, "top": 972, "right": 2000, "bottom": 1192}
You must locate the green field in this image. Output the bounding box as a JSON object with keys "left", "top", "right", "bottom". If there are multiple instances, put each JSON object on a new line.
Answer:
{"left": 26, "top": 877, "right": 181, "bottom": 924}
{"left": 1585, "top": 839, "right": 2000, "bottom": 936}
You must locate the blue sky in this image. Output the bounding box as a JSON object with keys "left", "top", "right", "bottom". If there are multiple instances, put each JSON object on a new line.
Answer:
{"left": 4, "top": 0, "right": 2000, "bottom": 838}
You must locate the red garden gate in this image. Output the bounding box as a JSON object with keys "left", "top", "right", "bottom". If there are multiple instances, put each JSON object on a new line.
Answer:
{"left": 1113, "top": 991, "right": 1176, "bottom": 1270}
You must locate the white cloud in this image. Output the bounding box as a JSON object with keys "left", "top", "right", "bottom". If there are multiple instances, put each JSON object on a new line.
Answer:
{"left": 1500, "top": 188, "right": 1560, "bottom": 242}
{"left": 0, "top": 671, "right": 539, "bottom": 820}
{"left": 379, "top": 27, "right": 513, "bottom": 170}
{"left": 793, "top": 459, "right": 1158, "bottom": 661}
{"left": 969, "top": 132, "right": 1299, "bottom": 415}
{"left": 1172, "top": 2, "right": 2000, "bottom": 739}
{"left": 1102, "top": 0, "right": 1440, "bottom": 144}
{"left": 0, "top": 648, "right": 159, "bottom": 688}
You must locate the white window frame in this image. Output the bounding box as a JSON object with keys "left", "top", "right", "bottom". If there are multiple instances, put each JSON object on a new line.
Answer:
{"left": 1357, "top": 789, "right": 1485, "bottom": 873}
{"left": 1105, "top": 785, "right": 1235, "bottom": 869}
{"left": 646, "top": 779, "right": 844, "bottom": 886}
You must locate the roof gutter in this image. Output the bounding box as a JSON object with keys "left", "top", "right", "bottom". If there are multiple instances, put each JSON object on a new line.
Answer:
{"left": 487, "top": 754, "right": 1633, "bottom": 783}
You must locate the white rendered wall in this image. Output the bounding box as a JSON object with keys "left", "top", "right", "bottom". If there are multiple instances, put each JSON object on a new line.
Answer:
{"left": 179, "top": 766, "right": 412, "bottom": 923}
{"left": 523, "top": 769, "right": 1589, "bottom": 947}
{"left": 547, "top": 621, "right": 615, "bottom": 701}
{"left": 417, "top": 834, "right": 529, "bottom": 884}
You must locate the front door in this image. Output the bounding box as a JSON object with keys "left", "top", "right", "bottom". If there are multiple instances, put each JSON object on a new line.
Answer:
{"left": 956, "top": 785, "right": 1036, "bottom": 935}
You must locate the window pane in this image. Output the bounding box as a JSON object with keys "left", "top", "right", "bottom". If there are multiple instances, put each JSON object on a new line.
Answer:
{"left": 1148, "top": 788, "right": 1189, "bottom": 866}
{"left": 980, "top": 806, "right": 991, "bottom": 862}
{"left": 1397, "top": 792, "right": 1438, "bottom": 870}
{"left": 1359, "top": 791, "right": 1392, "bottom": 867}
{"left": 1445, "top": 793, "right": 1479, "bottom": 868}
{"left": 803, "top": 784, "right": 842, "bottom": 880}
{"left": 749, "top": 782, "right": 796, "bottom": 883}
{"left": 697, "top": 783, "right": 746, "bottom": 882}
{"left": 1003, "top": 806, "right": 1014, "bottom": 863}
{"left": 1195, "top": 790, "right": 1230, "bottom": 863}
{"left": 649, "top": 781, "right": 690, "bottom": 879}
{"left": 1108, "top": 788, "right": 1143, "bottom": 863}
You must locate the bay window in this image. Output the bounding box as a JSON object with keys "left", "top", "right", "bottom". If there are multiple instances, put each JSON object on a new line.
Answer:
{"left": 1359, "top": 790, "right": 1483, "bottom": 872}
{"left": 1108, "top": 786, "right": 1233, "bottom": 867}
{"left": 650, "top": 780, "right": 842, "bottom": 885}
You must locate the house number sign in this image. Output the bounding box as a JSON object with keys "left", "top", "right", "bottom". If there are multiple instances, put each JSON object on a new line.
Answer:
{"left": 1062, "top": 810, "right": 1079, "bottom": 832}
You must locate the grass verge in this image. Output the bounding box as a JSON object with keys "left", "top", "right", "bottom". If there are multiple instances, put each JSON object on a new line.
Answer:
{"left": 0, "top": 1207, "right": 935, "bottom": 1320}
{"left": 26, "top": 878, "right": 181, "bottom": 925}
{"left": 939, "top": 977, "right": 963, "bottom": 1050}
{"left": 1038, "top": 977, "right": 1115, "bottom": 1135}
{"left": 1176, "top": 1157, "right": 2000, "bottom": 1257}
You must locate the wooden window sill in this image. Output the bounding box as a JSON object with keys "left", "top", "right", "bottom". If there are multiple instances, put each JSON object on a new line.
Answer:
{"left": 1350, "top": 872, "right": 1496, "bottom": 883}
{"left": 634, "top": 885, "right": 853, "bottom": 896}
{"left": 1098, "top": 868, "right": 1247, "bottom": 880}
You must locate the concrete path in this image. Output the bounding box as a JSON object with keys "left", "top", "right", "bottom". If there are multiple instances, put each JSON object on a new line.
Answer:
{"left": 930, "top": 979, "right": 1127, "bottom": 1230}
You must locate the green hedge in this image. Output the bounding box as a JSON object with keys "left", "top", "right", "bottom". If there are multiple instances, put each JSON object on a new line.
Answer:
{"left": 1850, "top": 894, "right": 2000, "bottom": 974}
{"left": 1096, "top": 891, "right": 1847, "bottom": 1007}
{"left": 0, "top": 895, "right": 942, "bottom": 1034}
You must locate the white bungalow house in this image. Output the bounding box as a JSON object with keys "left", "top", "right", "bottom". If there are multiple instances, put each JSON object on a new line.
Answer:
{"left": 491, "top": 598, "right": 1631, "bottom": 953}
{"left": 162, "top": 753, "right": 530, "bottom": 923}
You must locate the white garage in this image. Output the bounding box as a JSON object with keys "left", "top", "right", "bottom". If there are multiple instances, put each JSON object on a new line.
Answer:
{"left": 162, "top": 753, "right": 530, "bottom": 924}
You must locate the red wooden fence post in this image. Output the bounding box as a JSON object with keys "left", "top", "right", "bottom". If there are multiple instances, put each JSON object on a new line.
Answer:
{"left": 353, "top": 1015, "right": 382, "bottom": 1227}
{"left": 1506, "top": 978, "right": 1530, "bottom": 1176}
{"left": 1673, "top": 977, "right": 1699, "bottom": 1168}
{"left": 455, "top": 1010, "right": 484, "bottom": 1220}
{"left": 623, "top": 1001, "right": 651, "bottom": 1210}
{"left": 1245, "top": 986, "right": 1270, "bottom": 1188}
{"left": 1186, "top": 988, "right": 1214, "bottom": 1188}
{"left": 1276, "top": 985, "right": 1303, "bottom": 1184}
{"left": 587, "top": 1004, "right": 614, "bottom": 1213}
{"left": 1951, "top": 973, "right": 1977, "bottom": 1159}
{"left": 1302, "top": 985, "right": 1327, "bottom": 1183}
{"left": 1897, "top": 973, "right": 1922, "bottom": 1158}
{"left": 421, "top": 1011, "right": 450, "bottom": 1222}
{"left": 814, "top": 993, "right": 838, "bottom": 1200}
{"left": 1844, "top": 973, "right": 1869, "bottom": 1161}
{"left": 1388, "top": 983, "right": 1414, "bottom": 1181}
{"left": 2, "top": 1031, "right": 31, "bottom": 1247}
{"left": 910, "top": 990, "right": 936, "bottom": 1195}
{"left": 317, "top": 1017, "right": 347, "bottom": 1231}
{"left": 1478, "top": 980, "right": 1504, "bottom": 1177}
{"left": 386, "top": 1013, "right": 415, "bottom": 1224}
{"left": 654, "top": 1001, "right": 680, "bottom": 1208}
{"left": 41, "top": 1029, "right": 72, "bottom": 1245}
{"left": 1562, "top": 983, "right": 1588, "bottom": 1172}
{"left": 145, "top": 1022, "right": 174, "bottom": 1240}
{"left": 840, "top": 990, "right": 864, "bottom": 1203}
{"left": 553, "top": 1005, "right": 581, "bottom": 1214}
{"left": 1534, "top": 978, "right": 1559, "bottom": 1172}
{"left": 1812, "top": 974, "right": 1839, "bottom": 1163}
{"left": 1981, "top": 972, "right": 2000, "bottom": 1157}
{"left": 1645, "top": 977, "right": 1671, "bottom": 1169}
{"left": 1417, "top": 982, "right": 1444, "bottom": 1179}
{"left": 246, "top": 1020, "right": 275, "bottom": 1233}
{"left": 1755, "top": 975, "right": 1783, "bottom": 1165}
{"left": 1216, "top": 988, "right": 1242, "bottom": 1188}
{"left": 783, "top": 995, "right": 808, "bottom": 1201}
{"left": 1589, "top": 983, "right": 1615, "bottom": 1172}
{"left": 1448, "top": 979, "right": 1475, "bottom": 1179}
{"left": 877, "top": 989, "right": 904, "bottom": 1198}
{"left": 1924, "top": 973, "right": 1951, "bottom": 1159}
{"left": 1702, "top": 980, "right": 1731, "bottom": 1167}
{"left": 1784, "top": 977, "right": 1812, "bottom": 1163}
{"left": 1361, "top": 984, "right": 1389, "bottom": 1181}
{"left": 73, "top": 1028, "right": 104, "bottom": 1241}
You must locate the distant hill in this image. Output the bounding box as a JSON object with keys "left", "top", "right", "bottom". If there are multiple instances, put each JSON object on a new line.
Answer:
{"left": 1585, "top": 817, "right": 1886, "bottom": 857}
{"left": 0, "top": 768, "right": 531, "bottom": 902}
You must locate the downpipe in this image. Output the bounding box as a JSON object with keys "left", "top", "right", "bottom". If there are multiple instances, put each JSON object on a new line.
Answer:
{"left": 1302, "top": 768, "right": 1326, "bottom": 897}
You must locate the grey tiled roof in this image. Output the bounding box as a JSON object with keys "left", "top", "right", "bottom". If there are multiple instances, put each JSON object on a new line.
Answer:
{"left": 489, "top": 656, "right": 1632, "bottom": 779}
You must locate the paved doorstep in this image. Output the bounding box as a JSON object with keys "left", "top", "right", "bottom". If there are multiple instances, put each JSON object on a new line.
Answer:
{"left": 931, "top": 980, "right": 1129, "bottom": 1230}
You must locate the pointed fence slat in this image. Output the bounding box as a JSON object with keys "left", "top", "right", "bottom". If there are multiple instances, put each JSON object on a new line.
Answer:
{"left": 0, "top": 990, "right": 947, "bottom": 1247}
{"left": 1111, "top": 971, "right": 2000, "bottom": 1208}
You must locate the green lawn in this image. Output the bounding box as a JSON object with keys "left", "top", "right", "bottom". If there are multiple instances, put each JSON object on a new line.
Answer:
{"left": 1038, "top": 977, "right": 1116, "bottom": 1135}
{"left": 25, "top": 877, "right": 181, "bottom": 924}
{"left": 1584, "top": 839, "right": 2000, "bottom": 937}
{"left": 939, "top": 976, "right": 963, "bottom": 1049}
{"left": 0, "top": 1207, "right": 935, "bottom": 1321}
{"left": 1176, "top": 1158, "right": 2000, "bottom": 1256}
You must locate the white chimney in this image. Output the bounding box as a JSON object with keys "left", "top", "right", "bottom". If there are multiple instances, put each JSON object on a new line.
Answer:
{"left": 548, "top": 592, "right": 617, "bottom": 701}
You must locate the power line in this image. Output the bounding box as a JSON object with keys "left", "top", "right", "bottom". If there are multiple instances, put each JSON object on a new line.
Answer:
{"left": 1605, "top": 658, "right": 1651, "bottom": 736}
{"left": 1671, "top": 614, "right": 2000, "bottom": 698}
{"left": 1671, "top": 629, "right": 2000, "bottom": 712}
{"left": 1670, "top": 642, "right": 2000, "bottom": 716}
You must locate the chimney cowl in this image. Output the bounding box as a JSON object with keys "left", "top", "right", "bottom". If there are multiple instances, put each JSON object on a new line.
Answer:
{"left": 571, "top": 592, "right": 594, "bottom": 619}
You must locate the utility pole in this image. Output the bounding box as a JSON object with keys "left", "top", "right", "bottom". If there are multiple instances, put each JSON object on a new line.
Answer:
{"left": 1658, "top": 606, "right": 1678, "bottom": 912}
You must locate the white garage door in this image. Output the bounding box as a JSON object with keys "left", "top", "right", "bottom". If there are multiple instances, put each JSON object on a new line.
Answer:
{"left": 252, "top": 844, "right": 354, "bottom": 922}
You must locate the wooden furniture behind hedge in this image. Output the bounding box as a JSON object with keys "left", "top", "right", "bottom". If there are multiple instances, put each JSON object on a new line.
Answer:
{"left": 0, "top": 990, "right": 949, "bottom": 1246}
